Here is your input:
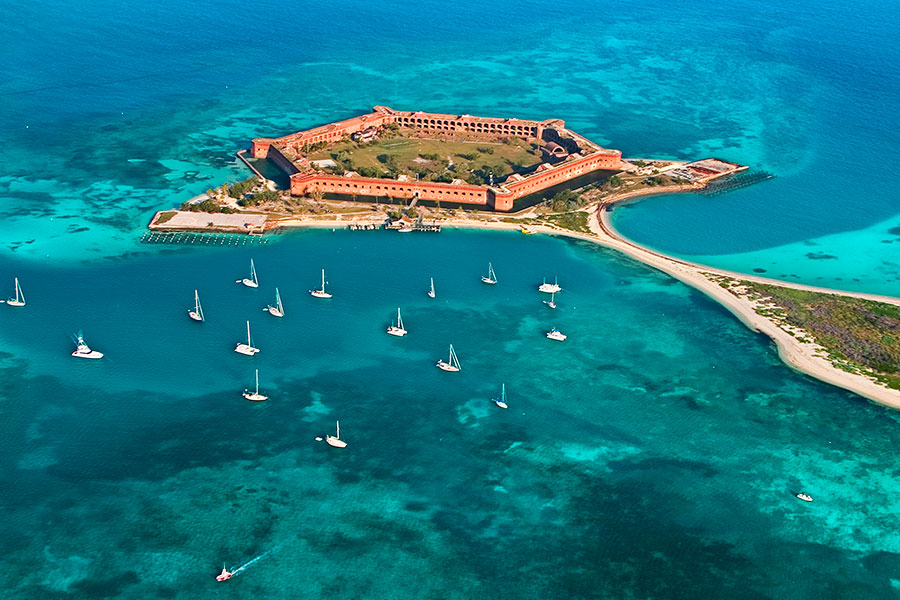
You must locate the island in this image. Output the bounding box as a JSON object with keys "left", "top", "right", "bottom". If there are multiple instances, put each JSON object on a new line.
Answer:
{"left": 148, "top": 106, "right": 900, "bottom": 409}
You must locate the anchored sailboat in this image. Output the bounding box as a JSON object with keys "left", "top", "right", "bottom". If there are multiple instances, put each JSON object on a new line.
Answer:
{"left": 436, "top": 344, "right": 461, "bottom": 372}
{"left": 6, "top": 277, "right": 25, "bottom": 307}
{"left": 481, "top": 262, "right": 498, "bottom": 285}
{"left": 326, "top": 420, "right": 347, "bottom": 448}
{"left": 543, "top": 291, "right": 557, "bottom": 309}
{"left": 538, "top": 276, "right": 561, "bottom": 294}
{"left": 234, "top": 320, "right": 260, "bottom": 355}
{"left": 493, "top": 383, "right": 508, "bottom": 409}
{"left": 238, "top": 259, "right": 259, "bottom": 288}
{"left": 71, "top": 331, "right": 103, "bottom": 359}
{"left": 427, "top": 277, "right": 436, "bottom": 299}
{"left": 309, "top": 269, "right": 332, "bottom": 299}
{"left": 387, "top": 307, "right": 407, "bottom": 336}
{"left": 188, "top": 289, "right": 204, "bottom": 322}
{"left": 265, "top": 287, "right": 284, "bottom": 317}
{"left": 242, "top": 369, "right": 268, "bottom": 402}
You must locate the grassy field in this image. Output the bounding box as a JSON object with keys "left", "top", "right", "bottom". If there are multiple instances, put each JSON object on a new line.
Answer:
{"left": 728, "top": 280, "right": 900, "bottom": 390}
{"left": 307, "top": 134, "right": 541, "bottom": 183}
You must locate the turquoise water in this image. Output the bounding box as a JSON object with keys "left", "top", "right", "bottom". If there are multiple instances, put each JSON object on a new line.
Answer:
{"left": 4, "top": 0, "right": 900, "bottom": 597}
{"left": 4, "top": 230, "right": 900, "bottom": 599}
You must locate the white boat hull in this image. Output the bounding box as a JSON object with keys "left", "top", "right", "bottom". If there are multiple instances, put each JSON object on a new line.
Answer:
{"left": 310, "top": 290, "right": 332, "bottom": 299}
{"left": 546, "top": 332, "right": 567, "bottom": 341}
{"left": 543, "top": 301, "right": 556, "bottom": 309}
{"left": 7, "top": 300, "right": 25, "bottom": 307}
{"left": 242, "top": 391, "right": 268, "bottom": 402}
{"left": 436, "top": 360, "right": 460, "bottom": 372}
{"left": 494, "top": 400, "right": 508, "bottom": 409}
{"left": 265, "top": 307, "right": 284, "bottom": 317}
{"left": 188, "top": 311, "right": 203, "bottom": 321}
{"left": 387, "top": 327, "right": 407, "bottom": 337}
{"left": 241, "top": 279, "right": 258, "bottom": 288}
{"left": 326, "top": 436, "right": 347, "bottom": 448}
{"left": 538, "top": 284, "right": 561, "bottom": 293}
{"left": 427, "top": 291, "right": 435, "bottom": 298}
{"left": 235, "top": 344, "right": 260, "bottom": 355}
{"left": 481, "top": 277, "right": 497, "bottom": 284}
{"left": 72, "top": 350, "right": 104, "bottom": 359}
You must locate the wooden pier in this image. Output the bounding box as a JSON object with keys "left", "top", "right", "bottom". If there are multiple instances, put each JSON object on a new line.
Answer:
{"left": 700, "top": 170, "right": 774, "bottom": 196}
{"left": 140, "top": 232, "right": 270, "bottom": 246}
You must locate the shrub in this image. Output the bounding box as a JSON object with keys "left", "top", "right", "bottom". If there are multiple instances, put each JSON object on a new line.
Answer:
{"left": 476, "top": 146, "right": 494, "bottom": 154}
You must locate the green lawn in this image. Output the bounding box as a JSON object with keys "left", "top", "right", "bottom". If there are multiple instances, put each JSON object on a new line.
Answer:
{"left": 307, "top": 134, "right": 541, "bottom": 183}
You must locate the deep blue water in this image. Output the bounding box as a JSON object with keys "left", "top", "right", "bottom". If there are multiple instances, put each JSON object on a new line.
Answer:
{"left": 3, "top": 0, "right": 900, "bottom": 597}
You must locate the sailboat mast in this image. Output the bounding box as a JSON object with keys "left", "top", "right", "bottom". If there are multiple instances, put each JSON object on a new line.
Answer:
{"left": 336, "top": 420, "right": 340, "bottom": 439}
{"left": 321, "top": 269, "right": 326, "bottom": 291}
{"left": 255, "top": 369, "right": 259, "bottom": 394}
{"left": 246, "top": 321, "right": 251, "bottom": 344}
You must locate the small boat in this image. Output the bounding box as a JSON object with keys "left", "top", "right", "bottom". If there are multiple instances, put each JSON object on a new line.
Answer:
{"left": 309, "top": 269, "right": 332, "bottom": 299}
{"left": 216, "top": 564, "right": 233, "bottom": 582}
{"left": 436, "top": 344, "right": 461, "bottom": 372}
{"left": 493, "top": 383, "right": 508, "bottom": 409}
{"left": 242, "top": 369, "right": 268, "bottom": 402}
{"left": 188, "top": 289, "right": 204, "bottom": 322}
{"left": 386, "top": 307, "right": 407, "bottom": 337}
{"left": 6, "top": 277, "right": 25, "bottom": 307}
{"left": 427, "top": 277, "right": 436, "bottom": 299}
{"left": 481, "top": 262, "right": 498, "bottom": 285}
{"left": 326, "top": 420, "right": 347, "bottom": 448}
{"left": 238, "top": 259, "right": 259, "bottom": 288}
{"left": 398, "top": 225, "right": 413, "bottom": 233}
{"left": 538, "top": 277, "right": 561, "bottom": 294}
{"left": 543, "top": 291, "right": 557, "bottom": 309}
{"left": 546, "top": 327, "right": 567, "bottom": 341}
{"left": 520, "top": 225, "right": 536, "bottom": 235}
{"left": 234, "top": 320, "right": 260, "bottom": 355}
{"left": 795, "top": 492, "right": 813, "bottom": 503}
{"left": 71, "top": 332, "right": 104, "bottom": 359}
{"left": 265, "top": 287, "right": 284, "bottom": 318}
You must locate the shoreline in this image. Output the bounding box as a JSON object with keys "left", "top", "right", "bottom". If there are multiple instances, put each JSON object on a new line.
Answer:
{"left": 151, "top": 185, "right": 900, "bottom": 409}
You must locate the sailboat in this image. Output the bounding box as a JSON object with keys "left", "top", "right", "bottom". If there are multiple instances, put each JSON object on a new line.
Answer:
{"left": 238, "top": 259, "right": 259, "bottom": 288}
{"left": 546, "top": 327, "right": 567, "bottom": 341}
{"left": 427, "top": 277, "right": 436, "bottom": 299}
{"left": 386, "top": 307, "right": 407, "bottom": 336}
{"left": 493, "top": 383, "right": 508, "bottom": 409}
{"left": 188, "top": 289, "right": 204, "bottom": 322}
{"left": 538, "top": 276, "right": 561, "bottom": 294}
{"left": 234, "top": 320, "right": 260, "bottom": 355}
{"left": 6, "top": 277, "right": 25, "bottom": 307}
{"left": 216, "top": 564, "right": 234, "bottom": 582}
{"left": 242, "top": 369, "right": 268, "bottom": 402}
{"left": 71, "top": 332, "right": 103, "bottom": 359}
{"left": 326, "top": 420, "right": 347, "bottom": 448}
{"left": 309, "top": 269, "right": 332, "bottom": 299}
{"left": 265, "top": 287, "right": 284, "bottom": 317}
{"left": 436, "top": 344, "right": 461, "bottom": 372}
{"left": 543, "top": 291, "right": 557, "bottom": 309}
{"left": 481, "top": 262, "right": 498, "bottom": 285}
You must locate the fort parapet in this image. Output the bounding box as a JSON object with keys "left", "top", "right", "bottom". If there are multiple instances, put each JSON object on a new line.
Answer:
{"left": 252, "top": 106, "right": 622, "bottom": 211}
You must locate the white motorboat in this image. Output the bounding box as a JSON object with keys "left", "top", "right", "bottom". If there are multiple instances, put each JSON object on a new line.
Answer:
{"left": 795, "top": 492, "right": 813, "bottom": 503}
{"left": 326, "top": 420, "right": 347, "bottom": 448}
{"left": 386, "top": 307, "right": 407, "bottom": 337}
{"left": 493, "top": 383, "right": 508, "bottom": 409}
{"left": 265, "top": 287, "right": 284, "bottom": 318}
{"left": 538, "top": 276, "right": 561, "bottom": 294}
{"left": 71, "top": 332, "right": 103, "bottom": 359}
{"left": 234, "top": 320, "right": 260, "bottom": 355}
{"left": 188, "top": 289, "right": 204, "bottom": 322}
{"left": 543, "top": 291, "right": 557, "bottom": 309}
{"left": 427, "top": 277, "right": 435, "bottom": 299}
{"left": 6, "top": 277, "right": 25, "bottom": 307}
{"left": 436, "top": 344, "right": 461, "bottom": 372}
{"left": 242, "top": 369, "right": 268, "bottom": 402}
{"left": 309, "top": 269, "right": 332, "bottom": 299}
{"left": 546, "top": 327, "right": 567, "bottom": 341}
{"left": 481, "top": 262, "right": 497, "bottom": 285}
{"left": 238, "top": 259, "right": 259, "bottom": 288}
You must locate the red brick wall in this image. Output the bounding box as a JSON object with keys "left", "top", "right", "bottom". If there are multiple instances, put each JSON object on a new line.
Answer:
{"left": 290, "top": 174, "right": 489, "bottom": 205}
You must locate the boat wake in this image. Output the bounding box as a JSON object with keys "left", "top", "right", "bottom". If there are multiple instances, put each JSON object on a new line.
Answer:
{"left": 229, "top": 544, "right": 281, "bottom": 578}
